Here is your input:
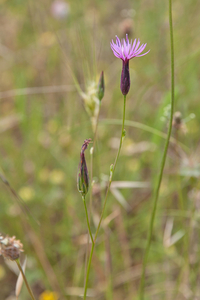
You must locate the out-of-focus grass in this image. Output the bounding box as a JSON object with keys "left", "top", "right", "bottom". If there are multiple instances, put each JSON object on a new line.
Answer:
{"left": 0, "top": 0, "right": 200, "bottom": 299}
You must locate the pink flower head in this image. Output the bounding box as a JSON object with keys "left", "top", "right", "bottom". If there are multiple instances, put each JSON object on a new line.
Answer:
{"left": 110, "top": 34, "right": 150, "bottom": 95}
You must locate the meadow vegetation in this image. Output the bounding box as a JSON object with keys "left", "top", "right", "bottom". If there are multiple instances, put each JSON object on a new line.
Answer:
{"left": 0, "top": 0, "right": 200, "bottom": 299}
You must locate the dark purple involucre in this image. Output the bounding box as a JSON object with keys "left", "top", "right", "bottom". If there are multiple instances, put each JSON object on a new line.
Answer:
{"left": 120, "top": 59, "right": 130, "bottom": 96}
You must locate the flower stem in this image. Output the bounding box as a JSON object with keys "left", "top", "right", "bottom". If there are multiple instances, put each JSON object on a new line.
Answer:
{"left": 83, "top": 95, "right": 126, "bottom": 299}
{"left": 89, "top": 102, "right": 102, "bottom": 224}
{"left": 82, "top": 194, "right": 94, "bottom": 300}
{"left": 83, "top": 242, "right": 95, "bottom": 300}
{"left": 82, "top": 195, "right": 94, "bottom": 246}
{"left": 139, "top": 0, "right": 175, "bottom": 298}
{"left": 84, "top": 103, "right": 101, "bottom": 284}
{"left": 16, "top": 259, "right": 36, "bottom": 300}
{"left": 95, "top": 95, "right": 126, "bottom": 241}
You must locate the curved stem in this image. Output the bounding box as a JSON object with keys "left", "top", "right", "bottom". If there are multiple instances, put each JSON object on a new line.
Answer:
{"left": 83, "top": 95, "right": 126, "bottom": 300}
{"left": 16, "top": 259, "right": 36, "bottom": 300}
{"left": 139, "top": 0, "right": 175, "bottom": 298}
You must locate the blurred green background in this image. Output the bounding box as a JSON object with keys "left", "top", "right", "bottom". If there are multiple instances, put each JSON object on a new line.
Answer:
{"left": 0, "top": 0, "right": 200, "bottom": 299}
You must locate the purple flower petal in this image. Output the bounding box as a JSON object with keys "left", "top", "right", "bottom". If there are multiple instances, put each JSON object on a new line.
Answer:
{"left": 130, "top": 39, "right": 137, "bottom": 55}
{"left": 110, "top": 34, "right": 150, "bottom": 61}
{"left": 135, "top": 43, "right": 147, "bottom": 55}
{"left": 134, "top": 39, "right": 141, "bottom": 53}
{"left": 136, "top": 49, "right": 150, "bottom": 57}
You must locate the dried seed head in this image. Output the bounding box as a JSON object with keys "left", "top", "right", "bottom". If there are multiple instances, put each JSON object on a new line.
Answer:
{"left": 119, "top": 19, "right": 133, "bottom": 36}
{"left": 80, "top": 81, "right": 100, "bottom": 132}
{"left": 172, "top": 111, "right": 188, "bottom": 134}
{"left": 172, "top": 111, "right": 182, "bottom": 130}
{"left": 0, "top": 235, "right": 24, "bottom": 261}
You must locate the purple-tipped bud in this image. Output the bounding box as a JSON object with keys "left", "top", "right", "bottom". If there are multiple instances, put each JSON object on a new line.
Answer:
{"left": 97, "top": 71, "right": 105, "bottom": 101}
{"left": 120, "top": 59, "right": 130, "bottom": 95}
{"left": 77, "top": 139, "right": 91, "bottom": 197}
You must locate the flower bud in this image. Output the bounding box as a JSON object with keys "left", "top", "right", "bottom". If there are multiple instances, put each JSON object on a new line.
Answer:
{"left": 77, "top": 139, "right": 91, "bottom": 197}
{"left": 97, "top": 71, "right": 105, "bottom": 101}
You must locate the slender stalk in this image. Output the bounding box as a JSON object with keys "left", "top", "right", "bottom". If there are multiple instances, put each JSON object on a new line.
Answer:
{"left": 95, "top": 95, "right": 126, "bottom": 241}
{"left": 83, "top": 95, "right": 126, "bottom": 300}
{"left": 89, "top": 102, "right": 102, "bottom": 225}
{"left": 139, "top": 0, "right": 175, "bottom": 298}
{"left": 84, "top": 104, "right": 101, "bottom": 282}
{"left": 82, "top": 195, "right": 94, "bottom": 246}
{"left": 83, "top": 242, "right": 95, "bottom": 300}
{"left": 16, "top": 259, "right": 36, "bottom": 300}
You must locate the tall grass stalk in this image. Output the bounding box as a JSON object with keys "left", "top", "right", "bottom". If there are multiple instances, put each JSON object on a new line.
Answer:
{"left": 83, "top": 95, "right": 127, "bottom": 300}
{"left": 139, "top": 0, "right": 175, "bottom": 298}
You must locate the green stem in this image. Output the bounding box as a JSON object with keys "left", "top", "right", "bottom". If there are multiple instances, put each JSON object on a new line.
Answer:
{"left": 84, "top": 103, "right": 101, "bottom": 283}
{"left": 95, "top": 95, "right": 126, "bottom": 241}
{"left": 139, "top": 0, "right": 175, "bottom": 298}
{"left": 83, "top": 95, "right": 126, "bottom": 300}
{"left": 16, "top": 259, "right": 36, "bottom": 300}
{"left": 82, "top": 195, "right": 94, "bottom": 246}
{"left": 89, "top": 102, "right": 102, "bottom": 226}
{"left": 83, "top": 242, "right": 95, "bottom": 300}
